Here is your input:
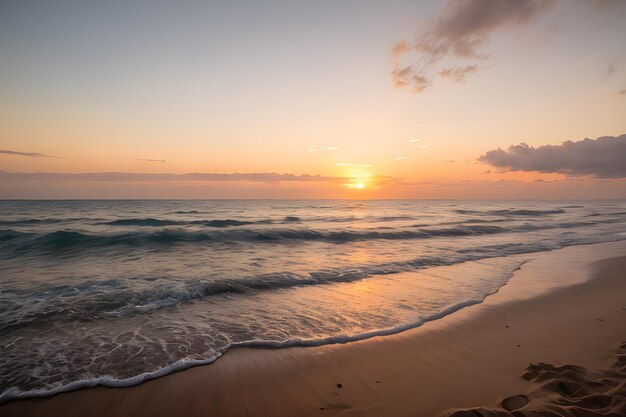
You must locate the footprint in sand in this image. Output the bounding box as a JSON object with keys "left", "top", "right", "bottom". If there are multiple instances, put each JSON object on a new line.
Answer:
{"left": 443, "top": 341, "right": 626, "bottom": 417}
{"left": 500, "top": 394, "right": 529, "bottom": 411}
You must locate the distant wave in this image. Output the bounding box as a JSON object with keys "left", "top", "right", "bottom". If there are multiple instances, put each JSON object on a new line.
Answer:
{"left": 454, "top": 208, "right": 566, "bottom": 216}
{"left": 0, "top": 219, "right": 62, "bottom": 225}
{"left": 0, "top": 225, "right": 508, "bottom": 252}
{"left": 0, "top": 218, "right": 103, "bottom": 226}
{"left": 283, "top": 216, "right": 301, "bottom": 222}
{"left": 2, "top": 218, "right": 625, "bottom": 254}
{"left": 104, "top": 215, "right": 415, "bottom": 226}
{"left": 105, "top": 218, "right": 182, "bottom": 226}
{"left": 103, "top": 218, "right": 262, "bottom": 227}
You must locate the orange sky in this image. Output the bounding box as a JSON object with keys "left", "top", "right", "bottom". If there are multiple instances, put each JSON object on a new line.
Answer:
{"left": 1, "top": 1, "right": 625, "bottom": 199}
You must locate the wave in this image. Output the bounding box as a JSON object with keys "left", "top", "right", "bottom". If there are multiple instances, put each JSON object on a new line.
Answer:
{"left": 455, "top": 208, "right": 566, "bottom": 216}
{"left": 0, "top": 225, "right": 509, "bottom": 251}
{"left": 0, "top": 251, "right": 489, "bottom": 332}
{"left": 0, "top": 218, "right": 103, "bottom": 226}
{"left": 3, "top": 217, "right": 625, "bottom": 254}
{"left": 0, "top": 219, "right": 63, "bottom": 225}
{"left": 4, "top": 228, "right": 618, "bottom": 334}
{"left": 103, "top": 215, "right": 418, "bottom": 227}
{"left": 0, "top": 262, "right": 523, "bottom": 404}
{"left": 103, "top": 218, "right": 262, "bottom": 227}
{"left": 105, "top": 218, "right": 182, "bottom": 226}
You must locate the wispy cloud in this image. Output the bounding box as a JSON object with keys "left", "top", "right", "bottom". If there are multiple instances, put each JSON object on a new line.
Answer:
{"left": 438, "top": 64, "right": 479, "bottom": 82}
{"left": 409, "top": 139, "right": 422, "bottom": 143}
{"left": 393, "top": 0, "right": 555, "bottom": 92}
{"left": 306, "top": 145, "right": 339, "bottom": 153}
{"left": 478, "top": 134, "right": 626, "bottom": 178}
{"left": 0, "top": 149, "right": 64, "bottom": 159}
{"left": 394, "top": 156, "right": 406, "bottom": 160}
{"left": 391, "top": 65, "right": 431, "bottom": 92}
{"left": 137, "top": 158, "right": 166, "bottom": 163}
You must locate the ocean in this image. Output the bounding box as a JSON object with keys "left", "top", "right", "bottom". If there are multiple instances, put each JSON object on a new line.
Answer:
{"left": 1, "top": 199, "right": 625, "bottom": 401}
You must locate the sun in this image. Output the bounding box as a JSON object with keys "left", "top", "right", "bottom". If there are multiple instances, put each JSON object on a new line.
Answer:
{"left": 354, "top": 182, "right": 365, "bottom": 189}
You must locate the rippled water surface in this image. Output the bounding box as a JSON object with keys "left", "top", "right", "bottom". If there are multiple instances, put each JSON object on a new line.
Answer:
{"left": 1, "top": 200, "right": 625, "bottom": 400}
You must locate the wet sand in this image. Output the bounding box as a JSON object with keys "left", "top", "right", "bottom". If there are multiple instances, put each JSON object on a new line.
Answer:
{"left": 2, "top": 245, "right": 625, "bottom": 417}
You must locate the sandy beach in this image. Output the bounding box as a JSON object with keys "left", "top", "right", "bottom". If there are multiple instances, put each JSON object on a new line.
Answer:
{"left": 1, "top": 242, "right": 625, "bottom": 417}
{"left": 3, "top": 0, "right": 626, "bottom": 415}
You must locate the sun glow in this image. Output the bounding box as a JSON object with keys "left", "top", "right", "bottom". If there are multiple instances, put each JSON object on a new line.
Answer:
{"left": 354, "top": 182, "right": 365, "bottom": 189}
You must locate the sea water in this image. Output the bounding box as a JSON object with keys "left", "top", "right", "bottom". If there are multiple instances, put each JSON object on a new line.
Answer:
{"left": 1, "top": 200, "right": 625, "bottom": 401}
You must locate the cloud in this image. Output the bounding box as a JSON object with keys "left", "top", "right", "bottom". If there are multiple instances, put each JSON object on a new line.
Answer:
{"left": 138, "top": 158, "right": 166, "bottom": 163}
{"left": 393, "top": 0, "right": 555, "bottom": 92}
{"left": 478, "top": 134, "right": 626, "bottom": 178}
{"left": 409, "top": 139, "right": 422, "bottom": 143}
{"left": 438, "top": 64, "right": 479, "bottom": 82}
{"left": 394, "top": 156, "right": 406, "bottom": 160}
{"left": 392, "top": 39, "right": 410, "bottom": 57}
{"left": 618, "top": 89, "right": 626, "bottom": 95}
{"left": 306, "top": 145, "right": 339, "bottom": 153}
{"left": 0, "top": 149, "right": 64, "bottom": 158}
{"left": 391, "top": 65, "right": 431, "bottom": 92}
{"left": 0, "top": 171, "right": 361, "bottom": 184}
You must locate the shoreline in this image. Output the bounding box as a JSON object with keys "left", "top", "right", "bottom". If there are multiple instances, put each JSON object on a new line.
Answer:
{"left": 1, "top": 243, "right": 625, "bottom": 416}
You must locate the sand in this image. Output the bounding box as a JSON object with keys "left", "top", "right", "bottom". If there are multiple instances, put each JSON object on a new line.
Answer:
{"left": 1, "top": 244, "right": 625, "bottom": 417}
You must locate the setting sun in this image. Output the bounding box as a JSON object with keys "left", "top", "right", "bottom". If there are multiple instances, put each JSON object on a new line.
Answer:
{"left": 1, "top": 2, "right": 626, "bottom": 416}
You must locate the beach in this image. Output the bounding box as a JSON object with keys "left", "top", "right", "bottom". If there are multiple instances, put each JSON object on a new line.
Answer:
{"left": 2, "top": 0, "right": 625, "bottom": 414}
{"left": 2, "top": 242, "right": 625, "bottom": 417}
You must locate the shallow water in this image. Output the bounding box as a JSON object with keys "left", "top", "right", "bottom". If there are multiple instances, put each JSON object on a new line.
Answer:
{"left": 1, "top": 200, "right": 625, "bottom": 401}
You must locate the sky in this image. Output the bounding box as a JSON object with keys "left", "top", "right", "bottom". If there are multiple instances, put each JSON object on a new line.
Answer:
{"left": 1, "top": 0, "right": 625, "bottom": 199}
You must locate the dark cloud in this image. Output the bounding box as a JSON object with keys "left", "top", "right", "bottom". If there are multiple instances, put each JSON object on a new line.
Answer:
{"left": 478, "top": 134, "right": 626, "bottom": 178}
{"left": 0, "top": 171, "right": 400, "bottom": 185}
{"left": 418, "top": 0, "right": 554, "bottom": 61}
{"left": 393, "top": 0, "right": 555, "bottom": 92}
{"left": 618, "top": 89, "right": 626, "bottom": 95}
{"left": 0, "top": 149, "right": 64, "bottom": 158}
{"left": 138, "top": 158, "right": 166, "bottom": 163}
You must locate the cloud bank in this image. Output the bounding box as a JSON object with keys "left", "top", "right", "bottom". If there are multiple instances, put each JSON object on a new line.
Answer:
{"left": 478, "top": 134, "right": 626, "bottom": 178}
{"left": 393, "top": 0, "right": 555, "bottom": 92}
{"left": 0, "top": 149, "right": 64, "bottom": 158}
{"left": 0, "top": 171, "right": 358, "bottom": 184}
